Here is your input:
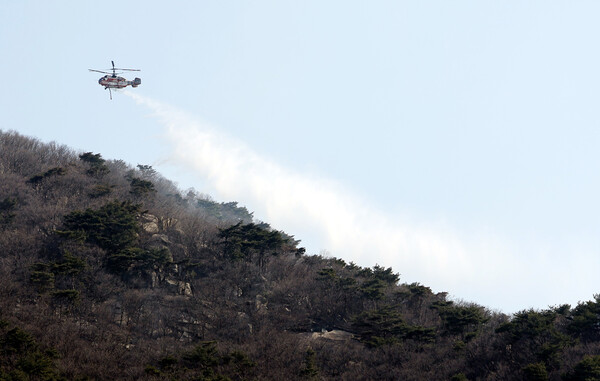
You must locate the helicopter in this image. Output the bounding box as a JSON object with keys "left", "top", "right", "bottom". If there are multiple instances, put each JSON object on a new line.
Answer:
{"left": 89, "top": 61, "right": 141, "bottom": 99}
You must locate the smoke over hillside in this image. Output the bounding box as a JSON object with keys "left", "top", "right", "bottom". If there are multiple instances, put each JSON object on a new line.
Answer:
{"left": 127, "top": 92, "right": 598, "bottom": 312}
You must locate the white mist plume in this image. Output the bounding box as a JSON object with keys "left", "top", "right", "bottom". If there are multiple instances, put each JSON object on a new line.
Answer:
{"left": 126, "top": 92, "right": 599, "bottom": 313}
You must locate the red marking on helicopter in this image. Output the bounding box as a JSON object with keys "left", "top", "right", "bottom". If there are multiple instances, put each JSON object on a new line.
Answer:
{"left": 89, "top": 60, "right": 141, "bottom": 100}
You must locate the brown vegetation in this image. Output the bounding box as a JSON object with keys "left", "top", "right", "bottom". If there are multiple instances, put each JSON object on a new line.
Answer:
{"left": 0, "top": 130, "right": 599, "bottom": 380}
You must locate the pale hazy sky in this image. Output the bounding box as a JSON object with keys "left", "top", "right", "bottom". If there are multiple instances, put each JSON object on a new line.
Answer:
{"left": 2, "top": 1, "right": 599, "bottom": 313}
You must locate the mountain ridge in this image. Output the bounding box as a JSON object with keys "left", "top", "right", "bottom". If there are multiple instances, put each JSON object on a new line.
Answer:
{"left": 0, "top": 129, "right": 599, "bottom": 380}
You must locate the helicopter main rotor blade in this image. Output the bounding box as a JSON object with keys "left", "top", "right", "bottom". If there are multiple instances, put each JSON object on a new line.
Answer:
{"left": 112, "top": 68, "right": 141, "bottom": 71}
{"left": 89, "top": 69, "right": 111, "bottom": 74}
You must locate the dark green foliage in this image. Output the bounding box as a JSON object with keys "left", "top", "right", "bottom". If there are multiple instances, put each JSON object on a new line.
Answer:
{"left": 316, "top": 268, "right": 356, "bottom": 291}
{"left": 27, "top": 167, "right": 66, "bottom": 186}
{"left": 78, "top": 152, "right": 104, "bottom": 166}
{"left": 106, "top": 247, "right": 172, "bottom": 275}
{"left": 338, "top": 276, "right": 357, "bottom": 289}
{"left": 299, "top": 348, "right": 319, "bottom": 379}
{"left": 79, "top": 152, "right": 109, "bottom": 177}
{"left": 197, "top": 198, "right": 222, "bottom": 217}
{"left": 453, "top": 339, "right": 466, "bottom": 351}
{"left": 197, "top": 199, "right": 254, "bottom": 223}
{"left": 30, "top": 253, "right": 86, "bottom": 294}
{"left": 329, "top": 257, "right": 347, "bottom": 267}
{"left": 496, "top": 309, "right": 557, "bottom": 341}
{"left": 344, "top": 264, "right": 401, "bottom": 301}
{"left": 2, "top": 328, "right": 36, "bottom": 355}
{"left": 50, "top": 289, "right": 80, "bottom": 304}
{"left": 129, "top": 177, "right": 155, "bottom": 197}
{"left": 371, "top": 265, "right": 400, "bottom": 284}
{"left": 224, "top": 350, "right": 255, "bottom": 367}
{"left": 58, "top": 200, "right": 142, "bottom": 252}
{"left": 179, "top": 259, "right": 210, "bottom": 279}
{"left": 405, "top": 282, "right": 433, "bottom": 297}
{"left": 137, "top": 164, "right": 157, "bottom": 178}
{"left": 0, "top": 197, "right": 17, "bottom": 212}
{"left": 88, "top": 184, "right": 114, "bottom": 198}
{"left": 182, "top": 341, "right": 221, "bottom": 368}
{"left": 355, "top": 267, "right": 373, "bottom": 278}
{"left": 59, "top": 209, "right": 152, "bottom": 282}
{"left": 359, "top": 278, "right": 386, "bottom": 301}
{"left": 316, "top": 268, "right": 337, "bottom": 281}
{"left": 497, "top": 309, "right": 572, "bottom": 368}
{"left": 136, "top": 247, "right": 172, "bottom": 269}
{"left": 144, "top": 365, "right": 161, "bottom": 376}
{"left": 523, "top": 362, "right": 549, "bottom": 381}
{"left": 563, "top": 355, "right": 600, "bottom": 381}
{"left": 105, "top": 248, "right": 144, "bottom": 274}
{"left": 0, "top": 197, "right": 17, "bottom": 227}
{"left": 553, "top": 304, "right": 571, "bottom": 315}
{"left": 219, "top": 222, "right": 287, "bottom": 266}
{"left": 30, "top": 271, "right": 55, "bottom": 293}
{"left": 17, "top": 351, "right": 58, "bottom": 379}
{"left": 158, "top": 355, "right": 178, "bottom": 370}
{"left": 431, "top": 301, "right": 488, "bottom": 335}
{"left": 171, "top": 341, "right": 254, "bottom": 380}
{"left": 52, "top": 252, "right": 86, "bottom": 277}
{"left": 0, "top": 324, "right": 63, "bottom": 380}
{"left": 568, "top": 295, "right": 600, "bottom": 341}
{"left": 352, "top": 306, "right": 435, "bottom": 347}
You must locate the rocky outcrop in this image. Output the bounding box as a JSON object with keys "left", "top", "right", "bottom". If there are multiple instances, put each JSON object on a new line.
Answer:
{"left": 307, "top": 329, "right": 354, "bottom": 342}
{"left": 140, "top": 214, "right": 160, "bottom": 234}
{"left": 165, "top": 278, "right": 193, "bottom": 296}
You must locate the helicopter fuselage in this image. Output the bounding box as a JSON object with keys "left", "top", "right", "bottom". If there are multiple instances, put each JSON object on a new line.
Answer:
{"left": 90, "top": 61, "right": 141, "bottom": 99}
{"left": 98, "top": 75, "right": 140, "bottom": 89}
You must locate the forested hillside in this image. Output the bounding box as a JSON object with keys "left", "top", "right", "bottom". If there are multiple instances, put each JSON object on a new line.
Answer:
{"left": 0, "top": 130, "right": 599, "bottom": 380}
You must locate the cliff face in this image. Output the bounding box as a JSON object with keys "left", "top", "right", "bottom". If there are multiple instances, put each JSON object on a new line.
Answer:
{"left": 0, "top": 130, "right": 599, "bottom": 381}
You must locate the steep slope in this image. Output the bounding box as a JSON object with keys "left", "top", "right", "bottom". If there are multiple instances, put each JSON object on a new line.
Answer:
{"left": 0, "top": 130, "right": 599, "bottom": 380}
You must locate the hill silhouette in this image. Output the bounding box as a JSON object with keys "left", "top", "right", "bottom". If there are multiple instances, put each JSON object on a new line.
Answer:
{"left": 0, "top": 129, "right": 599, "bottom": 380}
